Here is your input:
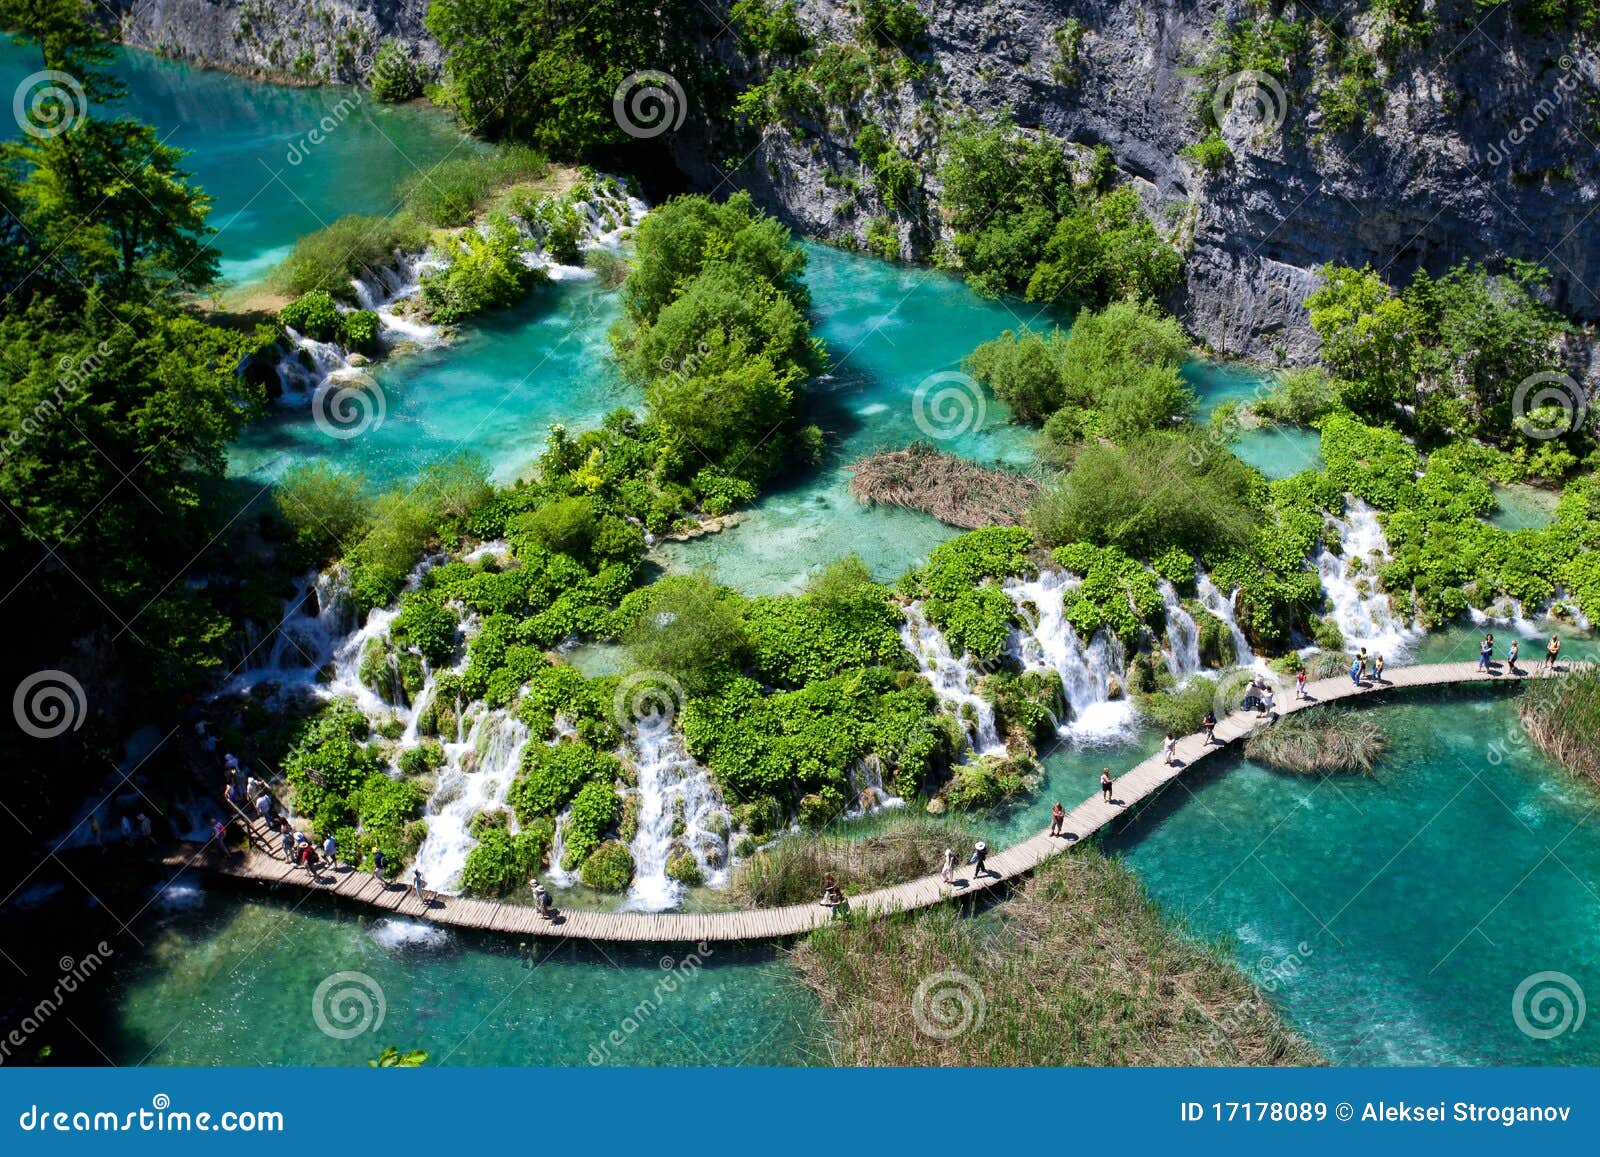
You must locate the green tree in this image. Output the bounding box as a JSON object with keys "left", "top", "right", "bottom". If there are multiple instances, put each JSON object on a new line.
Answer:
{"left": 1304, "top": 265, "right": 1420, "bottom": 420}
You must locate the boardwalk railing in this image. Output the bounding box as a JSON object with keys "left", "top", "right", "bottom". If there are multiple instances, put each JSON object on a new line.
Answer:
{"left": 160, "top": 659, "right": 1586, "bottom": 942}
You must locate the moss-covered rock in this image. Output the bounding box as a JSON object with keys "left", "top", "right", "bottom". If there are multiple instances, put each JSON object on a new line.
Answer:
{"left": 665, "top": 844, "right": 704, "bottom": 885}
{"left": 580, "top": 840, "right": 635, "bottom": 891}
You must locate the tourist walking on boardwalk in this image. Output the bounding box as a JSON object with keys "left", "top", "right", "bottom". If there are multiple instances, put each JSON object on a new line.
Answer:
{"left": 414, "top": 867, "right": 434, "bottom": 906}
{"left": 1162, "top": 732, "right": 1177, "bottom": 765}
{"left": 323, "top": 833, "right": 338, "bottom": 868}
{"left": 531, "top": 877, "right": 553, "bottom": 920}
{"left": 1202, "top": 710, "right": 1217, "bottom": 744}
{"left": 820, "top": 873, "right": 849, "bottom": 918}
{"left": 1507, "top": 638, "right": 1521, "bottom": 675}
{"left": 1358, "top": 648, "right": 1369, "bottom": 680}
{"left": 1479, "top": 634, "right": 1494, "bottom": 671}
{"left": 119, "top": 814, "right": 132, "bottom": 842}
{"left": 372, "top": 847, "right": 388, "bottom": 879}
{"left": 1050, "top": 801, "right": 1066, "bottom": 837}
{"left": 1544, "top": 634, "right": 1561, "bottom": 672}
{"left": 1100, "top": 768, "right": 1114, "bottom": 803}
{"left": 1295, "top": 668, "right": 1307, "bottom": 700}
{"left": 967, "top": 842, "right": 989, "bottom": 880}
{"left": 1349, "top": 655, "right": 1363, "bottom": 687}
{"left": 281, "top": 829, "right": 295, "bottom": 861}
{"left": 210, "top": 817, "right": 227, "bottom": 844}
{"left": 1373, "top": 653, "right": 1386, "bottom": 683}
{"left": 941, "top": 846, "right": 956, "bottom": 883}
{"left": 255, "top": 792, "right": 274, "bottom": 823}
{"left": 1258, "top": 684, "right": 1276, "bottom": 717}
{"left": 224, "top": 778, "right": 242, "bottom": 809}
{"left": 137, "top": 813, "right": 153, "bottom": 844}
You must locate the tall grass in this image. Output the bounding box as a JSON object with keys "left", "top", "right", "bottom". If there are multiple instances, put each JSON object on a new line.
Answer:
{"left": 270, "top": 214, "right": 429, "bottom": 300}
{"left": 396, "top": 146, "right": 548, "bottom": 228}
{"left": 1520, "top": 665, "right": 1600, "bottom": 785}
{"left": 791, "top": 849, "right": 1324, "bottom": 1066}
{"left": 1243, "top": 704, "right": 1386, "bottom": 774}
{"left": 731, "top": 815, "right": 979, "bottom": 908}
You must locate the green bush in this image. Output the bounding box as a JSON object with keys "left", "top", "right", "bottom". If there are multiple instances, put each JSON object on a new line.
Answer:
{"left": 509, "top": 740, "right": 621, "bottom": 821}
{"left": 279, "top": 291, "right": 345, "bottom": 342}
{"left": 342, "top": 309, "right": 380, "bottom": 353}
{"left": 273, "top": 462, "right": 372, "bottom": 566}
{"left": 421, "top": 216, "right": 544, "bottom": 323}
{"left": 580, "top": 839, "right": 635, "bottom": 891}
{"left": 459, "top": 819, "right": 554, "bottom": 896}
{"left": 559, "top": 779, "right": 620, "bottom": 869}
{"left": 393, "top": 591, "right": 459, "bottom": 663}
{"left": 1181, "top": 130, "right": 1232, "bottom": 174}
{"left": 369, "top": 41, "right": 422, "bottom": 102}
{"left": 396, "top": 146, "right": 548, "bottom": 228}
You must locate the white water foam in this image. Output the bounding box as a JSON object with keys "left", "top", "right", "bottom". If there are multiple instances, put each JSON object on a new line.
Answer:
{"left": 899, "top": 602, "right": 1005, "bottom": 755}
{"left": 622, "top": 714, "right": 731, "bottom": 912}
{"left": 1004, "top": 572, "right": 1137, "bottom": 746}
{"left": 1314, "top": 499, "right": 1422, "bottom": 659}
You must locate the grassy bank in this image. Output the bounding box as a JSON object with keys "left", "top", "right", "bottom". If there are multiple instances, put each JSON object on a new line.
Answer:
{"left": 791, "top": 849, "right": 1323, "bottom": 1066}
{"left": 1243, "top": 704, "right": 1387, "bottom": 775}
{"left": 1519, "top": 665, "right": 1600, "bottom": 786}
{"left": 731, "top": 815, "right": 979, "bottom": 908}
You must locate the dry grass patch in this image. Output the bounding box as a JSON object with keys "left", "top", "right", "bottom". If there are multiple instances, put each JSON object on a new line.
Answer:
{"left": 1243, "top": 704, "right": 1387, "bottom": 775}
{"left": 731, "top": 816, "right": 979, "bottom": 909}
{"left": 849, "top": 443, "right": 1039, "bottom": 530}
{"left": 791, "top": 849, "right": 1323, "bottom": 1066}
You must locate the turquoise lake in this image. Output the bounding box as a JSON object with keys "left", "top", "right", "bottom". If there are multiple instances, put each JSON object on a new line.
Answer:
{"left": 8, "top": 45, "right": 1599, "bottom": 1069}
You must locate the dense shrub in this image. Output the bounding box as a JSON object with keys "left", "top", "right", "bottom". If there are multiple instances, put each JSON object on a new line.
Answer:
{"left": 271, "top": 214, "right": 427, "bottom": 299}
{"left": 509, "top": 740, "right": 621, "bottom": 821}
{"left": 579, "top": 839, "right": 635, "bottom": 891}
{"left": 421, "top": 217, "right": 544, "bottom": 323}
{"left": 279, "top": 291, "right": 345, "bottom": 342}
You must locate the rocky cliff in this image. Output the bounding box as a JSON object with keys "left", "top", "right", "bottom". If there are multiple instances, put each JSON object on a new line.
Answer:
{"left": 105, "top": 0, "right": 1600, "bottom": 364}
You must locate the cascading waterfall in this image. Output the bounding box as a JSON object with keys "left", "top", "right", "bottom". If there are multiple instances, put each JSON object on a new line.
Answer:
{"left": 1159, "top": 580, "right": 1202, "bottom": 682}
{"left": 274, "top": 175, "right": 649, "bottom": 396}
{"left": 622, "top": 713, "right": 732, "bottom": 912}
{"left": 1314, "top": 499, "right": 1421, "bottom": 659}
{"left": 411, "top": 709, "right": 529, "bottom": 894}
{"left": 1196, "top": 571, "right": 1255, "bottom": 667}
{"left": 1003, "top": 572, "right": 1136, "bottom": 745}
{"left": 846, "top": 758, "right": 903, "bottom": 815}
{"left": 899, "top": 602, "right": 1005, "bottom": 755}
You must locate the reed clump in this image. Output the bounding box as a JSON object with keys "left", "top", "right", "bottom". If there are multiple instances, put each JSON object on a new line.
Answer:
{"left": 848, "top": 443, "right": 1039, "bottom": 530}
{"left": 730, "top": 815, "right": 978, "bottom": 908}
{"left": 1243, "top": 705, "right": 1387, "bottom": 775}
{"left": 791, "top": 849, "right": 1323, "bottom": 1066}
{"left": 1519, "top": 665, "right": 1600, "bottom": 785}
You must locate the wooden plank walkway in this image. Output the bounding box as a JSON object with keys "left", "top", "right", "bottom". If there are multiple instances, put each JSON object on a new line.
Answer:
{"left": 159, "top": 660, "right": 1583, "bottom": 943}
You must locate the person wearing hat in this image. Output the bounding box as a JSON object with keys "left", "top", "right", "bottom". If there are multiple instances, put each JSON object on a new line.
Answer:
{"left": 530, "top": 877, "right": 552, "bottom": 920}
{"left": 967, "top": 841, "right": 989, "bottom": 881}
{"left": 941, "top": 846, "right": 956, "bottom": 884}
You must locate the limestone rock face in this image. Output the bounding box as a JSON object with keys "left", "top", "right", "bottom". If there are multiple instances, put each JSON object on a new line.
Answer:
{"left": 112, "top": 0, "right": 1600, "bottom": 362}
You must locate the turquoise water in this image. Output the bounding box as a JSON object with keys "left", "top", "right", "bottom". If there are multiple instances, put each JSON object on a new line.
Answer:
{"left": 107, "top": 887, "right": 821, "bottom": 1066}
{"left": 1487, "top": 483, "right": 1561, "bottom": 531}
{"left": 0, "top": 40, "right": 475, "bottom": 285}
{"left": 231, "top": 279, "right": 632, "bottom": 486}
{"left": 1106, "top": 688, "right": 1600, "bottom": 1065}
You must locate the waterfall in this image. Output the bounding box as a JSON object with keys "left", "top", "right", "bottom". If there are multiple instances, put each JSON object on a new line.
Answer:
{"left": 1196, "top": 571, "right": 1255, "bottom": 667}
{"left": 1159, "top": 580, "right": 1202, "bottom": 682}
{"left": 411, "top": 709, "right": 529, "bottom": 894}
{"left": 899, "top": 602, "right": 1005, "bottom": 755}
{"left": 1314, "top": 499, "right": 1421, "bottom": 659}
{"left": 847, "top": 757, "right": 904, "bottom": 815}
{"left": 621, "top": 714, "right": 732, "bottom": 912}
{"left": 1003, "top": 573, "right": 1136, "bottom": 745}
{"left": 231, "top": 569, "right": 356, "bottom": 689}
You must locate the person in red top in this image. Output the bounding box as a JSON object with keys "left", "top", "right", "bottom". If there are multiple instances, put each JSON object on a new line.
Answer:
{"left": 1295, "top": 668, "right": 1308, "bottom": 700}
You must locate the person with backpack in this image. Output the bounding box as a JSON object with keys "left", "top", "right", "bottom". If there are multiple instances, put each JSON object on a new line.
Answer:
{"left": 372, "top": 847, "right": 388, "bottom": 879}
{"left": 1349, "top": 655, "right": 1363, "bottom": 687}
{"left": 1202, "top": 710, "right": 1217, "bottom": 745}
{"left": 1544, "top": 635, "right": 1562, "bottom": 672}
{"left": 531, "top": 878, "right": 553, "bottom": 920}
{"left": 967, "top": 842, "right": 989, "bottom": 881}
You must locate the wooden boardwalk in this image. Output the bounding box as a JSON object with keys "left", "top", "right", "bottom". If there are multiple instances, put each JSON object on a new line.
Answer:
{"left": 159, "top": 659, "right": 1582, "bottom": 943}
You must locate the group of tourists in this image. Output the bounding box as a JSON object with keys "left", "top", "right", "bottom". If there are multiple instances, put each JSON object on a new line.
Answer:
{"left": 1348, "top": 648, "right": 1387, "bottom": 687}
{"left": 1478, "top": 633, "right": 1561, "bottom": 675}
{"left": 86, "top": 811, "right": 154, "bottom": 848}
